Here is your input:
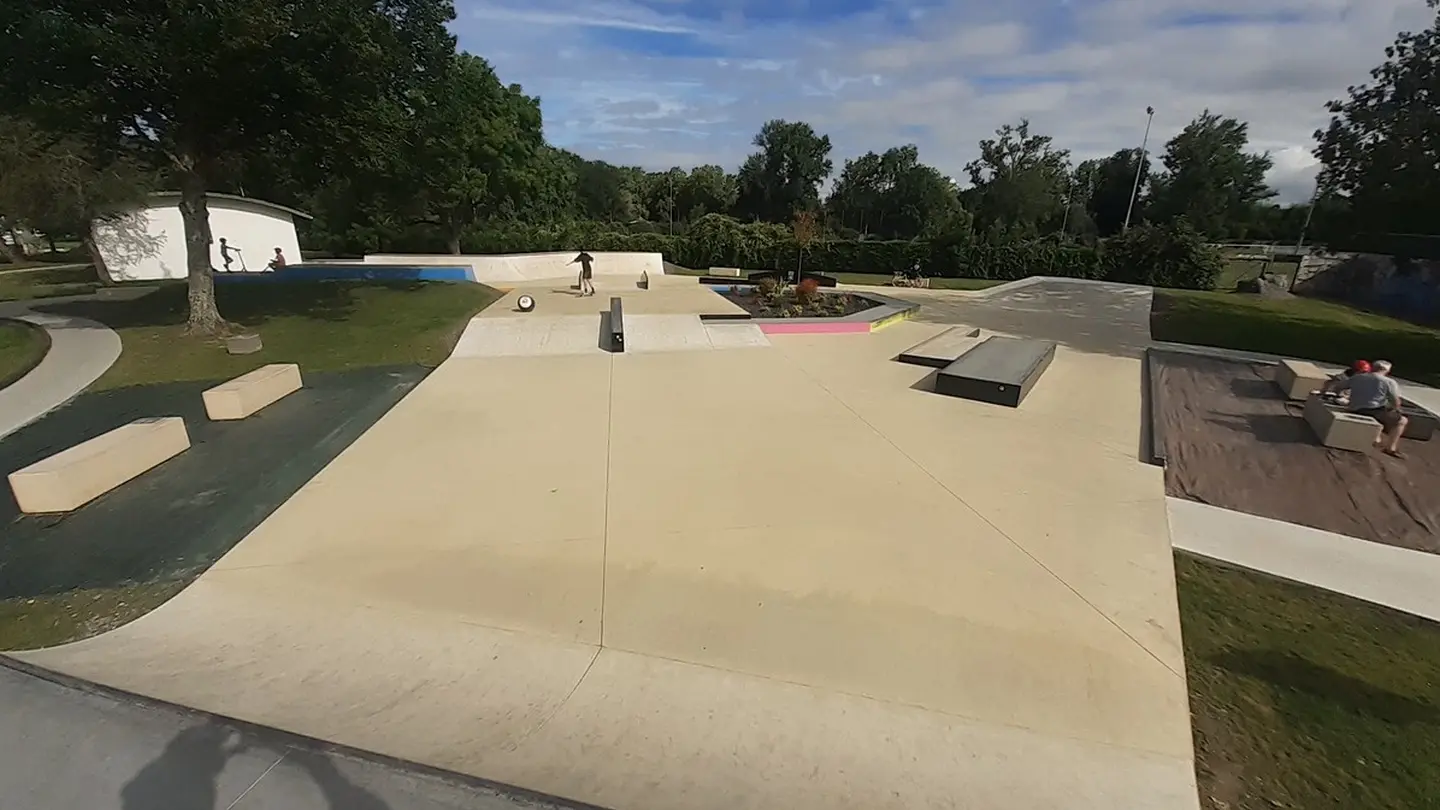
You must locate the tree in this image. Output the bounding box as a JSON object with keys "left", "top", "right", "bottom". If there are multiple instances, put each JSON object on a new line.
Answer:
{"left": 0, "top": 0, "right": 457, "bottom": 333}
{"left": 792, "top": 209, "right": 820, "bottom": 283}
{"left": 826, "top": 145, "right": 968, "bottom": 239}
{"left": 964, "top": 121, "right": 1071, "bottom": 238}
{"left": 565, "top": 154, "right": 639, "bottom": 223}
{"left": 1314, "top": 0, "right": 1440, "bottom": 239}
{"left": 734, "top": 120, "right": 833, "bottom": 223}
{"left": 1075, "top": 149, "right": 1150, "bottom": 237}
{"left": 0, "top": 116, "right": 154, "bottom": 275}
{"left": 1148, "top": 111, "right": 1275, "bottom": 238}
{"left": 676, "top": 165, "right": 738, "bottom": 224}
{"left": 406, "top": 53, "right": 548, "bottom": 253}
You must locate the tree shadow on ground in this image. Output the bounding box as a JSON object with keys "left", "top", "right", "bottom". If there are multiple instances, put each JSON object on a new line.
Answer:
{"left": 1212, "top": 648, "right": 1440, "bottom": 727}
{"left": 36, "top": 281, "right": 431, "bottom": 330}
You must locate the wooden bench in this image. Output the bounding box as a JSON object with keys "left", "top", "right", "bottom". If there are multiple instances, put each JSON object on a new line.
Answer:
{"left": 1303, "top": 394, "right": 1380, "bottom": 452}
{"left": 203, "top": 363, "right": 303, "bottom": 421}
{"left": 1275, "top": 359, "right": 1330, "bottom": 400}
{"left": 8, "top": 417, "right": 190, "bottom": 513}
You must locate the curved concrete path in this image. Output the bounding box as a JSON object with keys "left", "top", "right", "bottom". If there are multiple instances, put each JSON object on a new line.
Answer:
{"left": 0, "top": 303, "right": 122, "bottom": 440}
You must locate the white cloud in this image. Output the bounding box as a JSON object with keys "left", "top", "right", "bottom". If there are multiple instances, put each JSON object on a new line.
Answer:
{"left": 453, "top": 0, "right": 1435, "bottom": 203}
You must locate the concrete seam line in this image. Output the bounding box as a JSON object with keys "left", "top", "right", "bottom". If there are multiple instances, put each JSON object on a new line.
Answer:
{"left": 224, "top": 751, "right": 287, "bottom": 809}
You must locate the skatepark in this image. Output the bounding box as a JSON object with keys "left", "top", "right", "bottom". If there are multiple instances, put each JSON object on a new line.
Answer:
{"left": 0, "top": 262, "right": 1200, "bottom": 810}
{"left": 13, "top": 258, "right": 1438, "bottom": 808}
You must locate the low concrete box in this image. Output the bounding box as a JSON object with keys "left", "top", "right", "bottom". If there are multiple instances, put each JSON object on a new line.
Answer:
{"left": 203, "top": 363, "right": 303, "bottom": 420}
{"left": 1276, "top": 359, "right": 1330, "bottom": 400}
{"left": 1304, "top": 394, "right": 1381, "bottom": 452}
{"left": 8, "top": 416, "right": 190, "bottom": 513}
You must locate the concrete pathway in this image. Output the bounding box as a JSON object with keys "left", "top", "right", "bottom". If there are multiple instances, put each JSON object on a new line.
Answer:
{"left": 0, "top": 660, "right": 588, "bottom": 810}
{"left": 1168, "top": 498, "right": 1440, "bottom": 621}
{"left": 0, "top": 303, "right": 121, "bottom": 440}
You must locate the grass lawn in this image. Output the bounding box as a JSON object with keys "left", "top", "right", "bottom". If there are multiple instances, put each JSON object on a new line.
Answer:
{"left": 0, "top": 320, "right": 50, "bottom": 389}
{"left": 39, "top": 280, "right": 503, "bottom": 390}
{"left": 0, "top": 264, "right": 100, "bottom": 302}
{"left": 1178, "top": 552, "right": 1440, "bottom": 810}
{"left": 1151, "top": 289, "right": 1440, "bottom": 386}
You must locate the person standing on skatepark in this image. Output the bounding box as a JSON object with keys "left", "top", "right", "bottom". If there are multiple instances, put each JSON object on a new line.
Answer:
{"left": 571, "top": 251, "right": 596, "bottom": 296}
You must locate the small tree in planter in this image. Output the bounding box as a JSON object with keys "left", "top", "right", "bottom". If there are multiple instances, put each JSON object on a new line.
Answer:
{"left": 792, "top": 209, "right": 820, "bottom": 284}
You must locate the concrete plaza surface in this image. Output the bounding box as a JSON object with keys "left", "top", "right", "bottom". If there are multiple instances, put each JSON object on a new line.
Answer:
{"left": 17, "top": 285, "right": 1198, "bottom": 809}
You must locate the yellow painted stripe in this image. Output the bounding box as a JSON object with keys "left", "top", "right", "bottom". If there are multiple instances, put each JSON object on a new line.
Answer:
{"left": 869, "top": 309, "right": 915, "bottom": 332}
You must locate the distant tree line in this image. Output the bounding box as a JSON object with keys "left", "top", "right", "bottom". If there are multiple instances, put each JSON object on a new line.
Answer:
{"left": 1, "top": 0, "right": 1436, "bottom": 332}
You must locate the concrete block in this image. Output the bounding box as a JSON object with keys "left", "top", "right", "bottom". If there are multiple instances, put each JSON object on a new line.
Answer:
{"left": 203, "top": 363, "right": 302, "bottom": 421}
{"left": 709, "top": 267, "right": 743, "bottom": 277}
{"left": 1303, "top": 394, "right": 1380, "bottom": 452}
{"left": 1275, "top": 359, "right": 1329, "bottom": 400}
{"left": 8, "top": 417, "right": 190, "bottom": 513}
{"left": 935, "top": 337, "right": 1056, "bottom": 408}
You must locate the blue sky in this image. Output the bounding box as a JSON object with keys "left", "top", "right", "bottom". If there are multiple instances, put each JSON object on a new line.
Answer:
{"left": 452, "top": 0, "right": 1431, "bottom": 202}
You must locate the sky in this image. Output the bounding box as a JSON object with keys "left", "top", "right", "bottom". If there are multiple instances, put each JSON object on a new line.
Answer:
{"left": 452, "top": 0, "right": 1433, "bottom": 204}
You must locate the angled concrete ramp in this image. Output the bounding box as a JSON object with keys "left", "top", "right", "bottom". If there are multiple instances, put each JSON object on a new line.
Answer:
{"left": 895, "top": 325, "right": 984, "bottom": 368}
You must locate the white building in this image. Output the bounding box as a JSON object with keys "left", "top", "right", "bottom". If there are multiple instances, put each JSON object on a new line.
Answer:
{"left": 92, "top": 192, "right": 310, "bottom": 282}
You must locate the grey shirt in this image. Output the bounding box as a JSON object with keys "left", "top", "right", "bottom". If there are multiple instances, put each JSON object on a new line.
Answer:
{"left": 1335, "top": 372, "right": 1401, "bottom": 411}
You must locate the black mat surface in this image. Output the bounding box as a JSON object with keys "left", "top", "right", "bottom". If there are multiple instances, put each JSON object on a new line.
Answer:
{"left": 0, "top": 366, "right": 427, "bottom": 600}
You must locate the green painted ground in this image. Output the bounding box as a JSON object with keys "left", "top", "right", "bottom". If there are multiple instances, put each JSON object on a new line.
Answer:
{"left": 0, "top": 279, "right": 502, "bottom": 649}
{"left": 0, "top": 367, "right": 428, "bottom": 651}
{"left": 1179, "top": 553, "right": 1440, "bottom": 810}
{"left": 0, "top": 320, "right": 50, "bottom": 389}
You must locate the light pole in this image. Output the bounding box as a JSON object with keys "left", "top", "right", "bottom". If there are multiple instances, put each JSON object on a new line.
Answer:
{"left": 1122, "top": 106, "right": 1155, "bottom": 234}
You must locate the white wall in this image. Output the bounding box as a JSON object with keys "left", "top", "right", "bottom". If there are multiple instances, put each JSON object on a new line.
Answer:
{"left": 93, "top": 198, "right": 303, "bottom": 282}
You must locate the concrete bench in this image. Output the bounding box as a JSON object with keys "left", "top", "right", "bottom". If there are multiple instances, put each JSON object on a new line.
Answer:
{"left": 8, "top": 417, "right": 190, "bottom": 513}
{"left": 203, "top": 363, "right": 302, "bottom": 420}
{"left": 1275, "top": 359, "right": 1330, "bottom": 400}
{"left": 708, "top": 267, "right": 743, "bottom": 277}
{"left": 1303, "top": 394, "right": 1380, "bottom": 452}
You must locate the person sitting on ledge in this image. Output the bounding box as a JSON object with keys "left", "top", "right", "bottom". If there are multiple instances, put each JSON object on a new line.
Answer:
{"left": 1326, "top": 359, "right": 1409, "bottom": 458}
{"left": 1323, "top": 360, "right": 1371, "bottom": 405}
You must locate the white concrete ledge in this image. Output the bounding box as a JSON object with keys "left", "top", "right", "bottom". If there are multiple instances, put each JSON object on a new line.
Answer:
{"left": 203, "top": 364, "right": 302, "bottom": 421}
{"left": 8, "top": 416, "right": 190, "bottom": 513}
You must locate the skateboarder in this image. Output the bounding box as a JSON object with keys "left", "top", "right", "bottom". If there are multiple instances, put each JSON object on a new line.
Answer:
{"left": 571, "top": 251, "right": 596, "bottom": 296}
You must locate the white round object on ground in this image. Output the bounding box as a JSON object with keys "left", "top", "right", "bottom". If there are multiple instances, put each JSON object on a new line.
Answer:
{"left": 517, "top": 295, "right": 536, "bottom": 312}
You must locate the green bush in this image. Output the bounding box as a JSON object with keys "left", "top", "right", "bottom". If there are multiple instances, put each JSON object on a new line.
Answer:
{"left": 1104, "top": 220, "right": 1223, "bottom": 290}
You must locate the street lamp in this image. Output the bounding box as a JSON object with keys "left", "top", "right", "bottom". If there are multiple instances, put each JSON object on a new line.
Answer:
{"left": 1122, "top": 106, "right": 1155, "bottom": 234}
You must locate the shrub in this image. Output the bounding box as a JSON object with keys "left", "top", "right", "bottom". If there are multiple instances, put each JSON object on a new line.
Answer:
{"left": 1104, "top": 220, "right": 1223, "bottom": 290}
{"left": 796, "top": 277, "right": 821, "bottom": 304}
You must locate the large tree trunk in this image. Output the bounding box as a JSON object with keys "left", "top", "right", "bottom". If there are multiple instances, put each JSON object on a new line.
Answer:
{"left": 83, "top": 227, "right": 114, "bottom": 286}
{"left": 176, "top": 166, "right": 228, "bottom": 336}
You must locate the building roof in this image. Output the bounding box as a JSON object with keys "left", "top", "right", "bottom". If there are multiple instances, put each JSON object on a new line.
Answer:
{"left": 144, "top": 191, "right": 314, "bottom": 221}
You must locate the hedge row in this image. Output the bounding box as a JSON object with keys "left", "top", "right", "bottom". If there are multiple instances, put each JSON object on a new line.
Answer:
{"left": 304, "top": 216, "right": 1222, "bottom": 290}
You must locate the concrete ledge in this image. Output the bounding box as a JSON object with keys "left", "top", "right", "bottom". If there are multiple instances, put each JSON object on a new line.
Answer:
{"left": 1143, "top": 349, "right": 1168, "bottom": 467}
{"left": 1303, "top": 394, "right": 1380, "bottom": 452}
{"left": 8, "top": 416, "right": 190, "bottom": 513}
{"left": 1275, "top": 358, "right": 1329, "bottom": 400}
{"left": 203, "top": 364, "right": 303, "bottom": 421}
{"left": 935, "top": 337, "right": 1056, "bottom": 408}
{"left": 896, "top": 326, "right": 983, "bottom": 368}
